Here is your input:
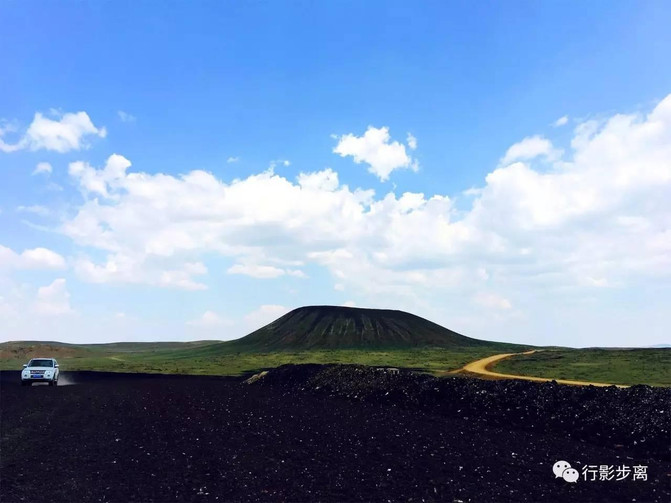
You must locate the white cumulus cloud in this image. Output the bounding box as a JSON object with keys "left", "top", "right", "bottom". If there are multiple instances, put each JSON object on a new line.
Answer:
{"left": 34, "top": 279, "right": 74, "bottom": 316}
{"left": 74, "top": 255, "right": 208, "bottom": 291}
{"left": 407, "top": 133, "right": 417, "bottom": 150}
{"left": 187, "top": 310, "right": 233, "bottom": 328}
{"left": 501, "top": 135, "right": 561, "bottom": 165}
{"left": 0, "top": 111, "right": 106, "bottom": 153}
{"left": 227, "top": 263, "right": 305, "bottom": 279}
{"left": 0, "top": 245, "right": 66, "bottom": 271}
{"left": 474, "top": 292, "right": 512, "bottom": 310}
{"left": 334, "top": 126, "right": 419, "bottom": 181}
{"left": 554, "top": 115, "right": 569, "bottom": 127}
{"left": 32, "top": 162, "right": 53, "bottom": 175}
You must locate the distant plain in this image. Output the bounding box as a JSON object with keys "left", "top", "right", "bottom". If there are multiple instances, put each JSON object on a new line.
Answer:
{"left": 2, "top": 341, "right": 669, "bottom": 387}
{"left": 2, "top": 306, "right": 668, "bottom": 387}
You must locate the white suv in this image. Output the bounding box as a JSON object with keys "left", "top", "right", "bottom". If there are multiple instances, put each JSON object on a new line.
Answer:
{"left": 21, "top": 358, "right": 60, "bottom": 386}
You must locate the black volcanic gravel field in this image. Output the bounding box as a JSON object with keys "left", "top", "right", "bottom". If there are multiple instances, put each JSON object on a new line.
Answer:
{"left": 1, "top": 366, "right": 669, "bottom": 502}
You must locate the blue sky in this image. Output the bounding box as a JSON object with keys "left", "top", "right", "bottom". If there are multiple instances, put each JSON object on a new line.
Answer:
{"left": 1, "top": 1, "right": 670, "bottom": 346}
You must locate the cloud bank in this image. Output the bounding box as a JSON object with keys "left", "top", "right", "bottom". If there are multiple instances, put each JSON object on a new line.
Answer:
{"left": 2, "top": 95, "right": 670, "bottom": 345}
{"left": 61, "top": 96, "right": 670, "bottom": 312}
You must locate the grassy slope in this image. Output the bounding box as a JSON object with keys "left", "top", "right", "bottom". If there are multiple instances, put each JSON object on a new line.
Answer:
{"left": 494, "top": 349, "right": 671, "bottom": 387}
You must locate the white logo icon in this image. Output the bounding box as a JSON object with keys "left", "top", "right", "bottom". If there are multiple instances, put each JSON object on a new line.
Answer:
{"left": 553, "top": 460, "right": 579, "bottom": 483}
{"left": 563, "top": 468, "right": 579, "bottom": 483}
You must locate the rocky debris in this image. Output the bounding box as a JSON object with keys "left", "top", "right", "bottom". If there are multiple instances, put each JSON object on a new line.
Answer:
{"left": 254, "top": 364, "right": 671, "bottom": 459}
{"left": 244, "top": 371, "right": 268, "bottom": 384}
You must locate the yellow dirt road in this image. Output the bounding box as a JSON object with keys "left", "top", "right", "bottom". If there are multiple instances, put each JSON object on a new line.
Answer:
{"left": 460, "top": 350, "right": 628, "bottom": 388}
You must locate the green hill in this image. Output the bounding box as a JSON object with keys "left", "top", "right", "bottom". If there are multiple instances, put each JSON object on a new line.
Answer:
{"left": 0, "top": 306, "right": 525, "bottom": 376}
{"left": 228, "top": 305, "right": 507, "bottom": 350}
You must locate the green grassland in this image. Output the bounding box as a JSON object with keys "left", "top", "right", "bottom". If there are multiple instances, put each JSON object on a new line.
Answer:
{"left": 0, "top": 342, "right": 508, "bottom": 376}
{"left": 2, "top": 341, "right": 669, "bottom": 386}
{"left": 494, "top": 348, "right": 671, "bottom": 387}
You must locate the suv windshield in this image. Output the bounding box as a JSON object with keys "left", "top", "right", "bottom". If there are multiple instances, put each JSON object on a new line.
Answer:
{"left": 28, "top": 359, "right": 53, "bottom": 368}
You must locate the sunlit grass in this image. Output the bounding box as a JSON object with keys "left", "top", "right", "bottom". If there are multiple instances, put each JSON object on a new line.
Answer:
{"left": 3, "top": 343, "right": 669, "bottom": 387}
{"left": 0, "top": 347, "right": 506, "bottom": 376}
{"left": 494, "top": 349, "right": 671, "bottom": 387}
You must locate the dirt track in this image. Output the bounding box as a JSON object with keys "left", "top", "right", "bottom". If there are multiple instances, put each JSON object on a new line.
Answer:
{"left": 1, "top": 368, "right": 669, "bottom": 502}
{"left": 460, "top": 350, "right": 630, "bottom": 387}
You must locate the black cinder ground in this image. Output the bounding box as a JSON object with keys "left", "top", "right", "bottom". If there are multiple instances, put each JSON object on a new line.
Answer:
{"left": 1, "top": 367, "right": 668, "bottom": 502}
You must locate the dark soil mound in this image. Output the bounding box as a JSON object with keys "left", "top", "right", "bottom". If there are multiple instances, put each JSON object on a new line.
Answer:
{"left": 255, "top": 364, "right": 671, "bottom": 459}
{"left": 230, "top": 305, "right": 507, "bottom": 350}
